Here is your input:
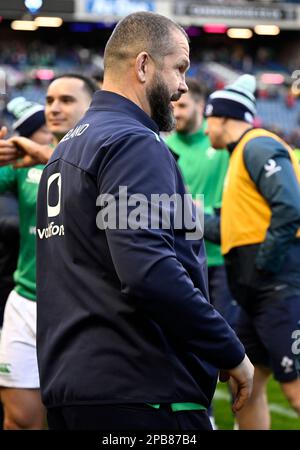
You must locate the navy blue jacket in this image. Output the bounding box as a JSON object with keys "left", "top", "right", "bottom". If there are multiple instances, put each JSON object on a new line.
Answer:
{"left": 36, "top": 91, "right": 244, "bottom": 409}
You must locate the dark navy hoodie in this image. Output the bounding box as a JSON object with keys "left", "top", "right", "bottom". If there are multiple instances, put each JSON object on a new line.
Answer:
{"left": 36, "top": 91, "right": 245, "bottom": 408}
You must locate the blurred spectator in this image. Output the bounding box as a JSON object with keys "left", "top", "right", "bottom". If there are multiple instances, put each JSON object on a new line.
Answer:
{"left": 92, "top": 68, "right": 104, "bottom": 89}
{"left": 285, "top": 92, "right": 296, "bottom": 109}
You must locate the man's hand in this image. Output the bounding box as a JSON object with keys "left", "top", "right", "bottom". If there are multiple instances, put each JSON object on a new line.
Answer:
{"left": 9, "top": 136, "right": 54, "bottom": 168}
{"left": 0, "top": 126, "right": 22, "bottom": 166}
{"left": 219, "top": 355, "right": 254, "bottom": 413}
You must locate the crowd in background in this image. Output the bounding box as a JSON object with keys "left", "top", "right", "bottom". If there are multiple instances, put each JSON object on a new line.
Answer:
{"left": 1, "top": 38, "right": 300, "bottom": 151}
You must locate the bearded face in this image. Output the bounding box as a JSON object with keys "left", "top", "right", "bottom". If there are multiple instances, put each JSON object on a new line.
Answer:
{"left": 146, "top": 72, "right": 182, "bottom": 132}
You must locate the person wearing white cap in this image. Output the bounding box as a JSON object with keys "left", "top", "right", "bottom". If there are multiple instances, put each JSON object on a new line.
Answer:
{"left": 204, "top": 74, "right": 300, "bottom": 429}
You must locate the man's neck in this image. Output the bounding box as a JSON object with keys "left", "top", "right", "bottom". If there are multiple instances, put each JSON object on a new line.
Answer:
{"left": 102, "top": 80, "right": 149, "bottom": 116}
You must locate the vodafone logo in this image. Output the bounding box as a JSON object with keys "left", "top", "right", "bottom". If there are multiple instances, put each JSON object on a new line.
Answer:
{"left": 47, "top": 173, "right": 61, "bottom": 218}
{"left": 38, "top": 172, "right": 64, "bottom": 240}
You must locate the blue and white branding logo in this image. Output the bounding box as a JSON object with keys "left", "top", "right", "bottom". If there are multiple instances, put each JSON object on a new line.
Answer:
{"left": 292, "top": 329, "right": 300, "bottom": 356}
{"left": 38, "top": 172, "right": 64, "bottom": 240}
{"left": 244, "top": 112, "right": 253, "bottom": 124}
{"left": 47, "top": 173, "right": 61, "bottom": 218}
{"left": 60, "top": 124, "right": 90, "bottom": 143}
{"left": 86, "top": 0, "right": 155, "bottom": 16}
{"left": 24, "top": 0, "right": 43, "bottom": 13}
{"left": 280, "top": 356, "right": 294, "bottom": 374}
{"left": 205, "top": 104, "right": 213, "bottom": 117}
{"left": 264, "top": 159, "right": 282, "bottom": 178}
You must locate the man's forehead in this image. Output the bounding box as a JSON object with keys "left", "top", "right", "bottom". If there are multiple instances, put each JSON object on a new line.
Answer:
{"left": 170, "top": 29, "right": 190, "bottom": 55}
{"left": 47, "top": 77, "right": 84, "bottom": 96}
{"left": 208, "top": 116, "right": 221, "bottom": 123}
{"left": 167, "top": 44, "right": 190, "bottom": 72}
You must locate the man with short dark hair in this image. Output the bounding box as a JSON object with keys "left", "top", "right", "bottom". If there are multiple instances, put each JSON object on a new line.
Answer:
{"left": 45, "top": 74, "right": 98, "bottom": 143}
{"left": 0, "top": 74, "right": 98, "bottom": 167}
{"left": 36, "top": 12, "right": 253, "bottom": 431}
{"left": 53, "top": 73, "right": 98, "bottom": 99}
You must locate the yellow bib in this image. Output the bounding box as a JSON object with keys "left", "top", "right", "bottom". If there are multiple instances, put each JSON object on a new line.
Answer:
{"left": 221, "top": 128, "right": 300, "bottom": 255}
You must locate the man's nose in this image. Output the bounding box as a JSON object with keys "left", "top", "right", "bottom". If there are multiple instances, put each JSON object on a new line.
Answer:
{"left": 49, "top": 100, "right": 61, "bottom": 114}
{"left": 179, "top": 80, "right": 188, "bottom": 94}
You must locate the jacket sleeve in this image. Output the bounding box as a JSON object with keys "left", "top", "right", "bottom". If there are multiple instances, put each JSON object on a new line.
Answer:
{"left": 97, "top": 133, "right": 245, "bottom": 370}
{"left": 244, "top": 136, "right": 300, "bottom": 273}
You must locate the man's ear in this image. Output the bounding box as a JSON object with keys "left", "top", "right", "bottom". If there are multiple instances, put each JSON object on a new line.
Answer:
{"left": 135, "top": 52, "right": 151, "bottom": 83}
